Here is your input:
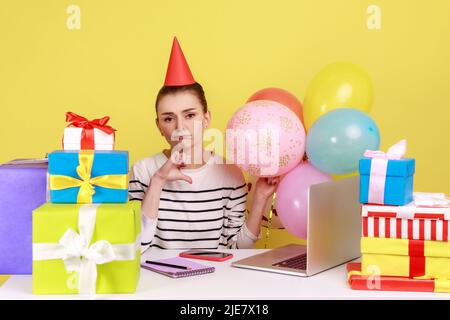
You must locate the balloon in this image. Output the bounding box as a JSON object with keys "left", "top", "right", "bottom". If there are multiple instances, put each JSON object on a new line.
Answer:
{"left": 306, "top": 108, "right": 380, "bottom": 174}
{"left": 303, "top": 61, "right": 374, "bottom": 129}
{"left": 226, "top": 100, "right": 305, "bottom": 177}
{"left": 247, "top": 87, "right": 304, "bottom": 125}
{"left": 275, "top": 161, "right": 332, "bottom": 239}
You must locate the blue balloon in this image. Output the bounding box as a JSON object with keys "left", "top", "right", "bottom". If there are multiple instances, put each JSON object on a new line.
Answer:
{"left": 306, "top": 108, "right": 380, "bottom": 174}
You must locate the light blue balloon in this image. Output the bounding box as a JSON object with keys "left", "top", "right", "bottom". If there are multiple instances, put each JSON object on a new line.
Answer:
{"left": 306, "top": 108, "right": 380, "bottom": 174}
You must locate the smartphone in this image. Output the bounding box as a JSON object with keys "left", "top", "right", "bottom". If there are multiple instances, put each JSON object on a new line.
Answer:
{"left": 179, "top": 249, "right": 234, "bottom": 262}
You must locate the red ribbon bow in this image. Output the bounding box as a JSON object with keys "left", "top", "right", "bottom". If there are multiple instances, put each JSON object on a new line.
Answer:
{"left": 65, "top": 112, "right": 116, "bottom": 149}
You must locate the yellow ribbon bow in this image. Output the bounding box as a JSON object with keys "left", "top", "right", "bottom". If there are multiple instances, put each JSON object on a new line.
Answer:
{"left": 50, "top": 151, "right": 128, "bottom": 203}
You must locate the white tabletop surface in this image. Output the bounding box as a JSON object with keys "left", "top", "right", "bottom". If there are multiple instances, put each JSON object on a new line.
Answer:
{"left": 1, "top": 249, "right": 450, "bottom": 300}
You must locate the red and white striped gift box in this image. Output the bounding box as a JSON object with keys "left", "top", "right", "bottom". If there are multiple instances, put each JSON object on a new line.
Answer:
{"left": 362, "top": 204, "right": 450, "bottom": 241}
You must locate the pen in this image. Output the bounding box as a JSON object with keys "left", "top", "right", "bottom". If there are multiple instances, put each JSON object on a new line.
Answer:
{"left": 145, "top": 260, "right": 191, "bottom": 270}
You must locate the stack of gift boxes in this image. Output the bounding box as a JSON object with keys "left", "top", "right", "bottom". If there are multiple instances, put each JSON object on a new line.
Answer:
{"left": 0, "top": 112, "right": 140, "bottom": 295}
{"left": 347, "top": 140, "right": 450, "bottom": 293}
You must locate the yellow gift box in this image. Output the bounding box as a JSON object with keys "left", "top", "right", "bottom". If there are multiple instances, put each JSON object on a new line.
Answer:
{"left": 361, "top": 237, "right": 450, "bottom": 279}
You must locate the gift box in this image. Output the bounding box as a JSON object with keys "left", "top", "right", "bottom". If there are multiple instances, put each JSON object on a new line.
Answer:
{"left": 362, "top": 203, "right": 450, "bottom": 241}
{"left": 359, "top": 140, "right": 415, "bottom": 206}
{"left": 63, "top": 112, "right": 116, "bottom": 150}
{"left": 361, "top": 237, "right": 450, "bottom": 279}
{"left": 347, "top": 262, "right": 450, "bottom": 293}
{"left": 32, "top": 202, "right": 141, "bottom": 294}
{"left": 64, "top": 127, "right": 114, "bottom": 150}
{"left": 48, "top": 150, "right": 128, "bottom": 203}
{"left": 0, "top": 159, "right": 48, "bottom": 274}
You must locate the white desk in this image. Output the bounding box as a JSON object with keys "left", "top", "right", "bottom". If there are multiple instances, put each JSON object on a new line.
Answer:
{"left": 1, "top": 249, "right": 449, "bottom": 300}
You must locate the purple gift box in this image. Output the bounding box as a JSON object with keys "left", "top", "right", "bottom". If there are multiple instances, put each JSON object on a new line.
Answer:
{"left": 0, "top": 159, "right": 48, "bottom": 274}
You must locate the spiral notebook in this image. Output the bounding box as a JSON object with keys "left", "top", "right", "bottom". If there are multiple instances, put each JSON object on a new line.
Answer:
{"left": 141, "top": 257, "right": 215, "bottom": 278}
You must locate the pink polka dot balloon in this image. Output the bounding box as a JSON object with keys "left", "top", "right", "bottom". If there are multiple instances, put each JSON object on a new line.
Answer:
{"left": 226, "top": 100, "right": 306, "bottom": 177}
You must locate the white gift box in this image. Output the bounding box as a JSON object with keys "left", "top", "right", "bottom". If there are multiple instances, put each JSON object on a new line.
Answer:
{"left": 63, "top": 127, "right": 114, "bottom": 150}
{"left": 362, "top": 203, "right": 450, "bottom": 241}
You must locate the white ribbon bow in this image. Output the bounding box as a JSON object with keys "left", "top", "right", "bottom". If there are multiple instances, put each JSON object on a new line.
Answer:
{"left": 363, "top": 139, "right": 407, "bottom": 160}
{"left": 363, "top": 139, "right": 407, "bottom": 204}
{"left": 33, "top": 204, "right": 139, "bottom": 295}
{"left": 59, "top": 228, "right": 116, "bottom": 294}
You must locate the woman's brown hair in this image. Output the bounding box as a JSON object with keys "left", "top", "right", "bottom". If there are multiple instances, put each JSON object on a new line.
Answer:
{"left": 155, "top": 82, "right": 208, "bottom": 114}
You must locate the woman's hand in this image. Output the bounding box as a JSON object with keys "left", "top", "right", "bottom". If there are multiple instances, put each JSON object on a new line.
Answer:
{"left": 244, "top": 176, "right": 280, "bottom": 239}
{"left": 254, "top": 176, "right": 280, "bottom": 202}
{"left": 141, "top": 150, "right": 192, "bottom": 220}
{"left": 153, "top": 150, "right": 193, "bottom": 185}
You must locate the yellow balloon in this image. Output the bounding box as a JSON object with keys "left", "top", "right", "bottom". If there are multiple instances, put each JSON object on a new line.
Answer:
{"left": 303, "top": 61, "right": 374, "bottom": 130}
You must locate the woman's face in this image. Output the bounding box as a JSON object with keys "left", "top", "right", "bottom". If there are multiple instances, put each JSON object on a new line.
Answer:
{"left": 156, "top": 91, "right": 210, "bottom": 151}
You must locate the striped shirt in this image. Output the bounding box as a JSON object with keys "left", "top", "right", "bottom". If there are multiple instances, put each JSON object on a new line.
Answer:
{"left": 129, "top": 151, "right": 259, "bottom": 252}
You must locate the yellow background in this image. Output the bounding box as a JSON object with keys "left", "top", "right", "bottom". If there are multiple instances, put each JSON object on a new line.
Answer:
{"left": 1, "top": 1, "right": 449, "bottom": 249}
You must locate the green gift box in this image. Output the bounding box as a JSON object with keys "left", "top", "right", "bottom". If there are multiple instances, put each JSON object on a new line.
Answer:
{"left": 32, "top": 202, "right": 141, "bottom": 294}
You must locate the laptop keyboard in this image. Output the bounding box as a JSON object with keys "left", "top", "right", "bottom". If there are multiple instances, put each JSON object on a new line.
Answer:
{"left": 273, "top": 254, "right": 307, "bottom": 270}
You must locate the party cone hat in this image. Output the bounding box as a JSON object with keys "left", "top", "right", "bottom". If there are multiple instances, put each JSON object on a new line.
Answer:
{"left": 164, "top": 36, "right": 196, "bottom": 86}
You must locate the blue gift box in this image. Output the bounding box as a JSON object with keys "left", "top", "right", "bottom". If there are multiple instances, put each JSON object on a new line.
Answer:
{"left": 0, "top": 159, "right": 48, "bottom": 274}
{"left": 48, "top": 150, "right": 129, "bottom": 203}
{"left": 359, "top": 157, "right": 415, "bottom": 206}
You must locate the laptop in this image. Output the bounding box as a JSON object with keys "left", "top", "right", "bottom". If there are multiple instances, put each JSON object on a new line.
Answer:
{"left": 231, "top": 176, "right": 361, "bottom": 277}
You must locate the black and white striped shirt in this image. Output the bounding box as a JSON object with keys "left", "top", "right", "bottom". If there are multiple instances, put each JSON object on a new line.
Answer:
{"left": 129, "top": 152, "right": 258, "bottom": 252}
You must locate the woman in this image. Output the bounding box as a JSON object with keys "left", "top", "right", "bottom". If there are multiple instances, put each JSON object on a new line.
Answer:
{"left": 129, "top": 37, "right": 279, "bottom": 252}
